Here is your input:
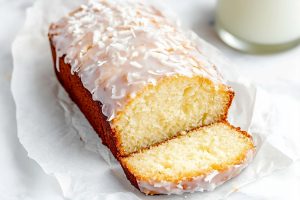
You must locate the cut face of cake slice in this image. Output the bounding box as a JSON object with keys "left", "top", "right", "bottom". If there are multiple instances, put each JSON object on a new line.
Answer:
{"left": 113, "top": 76, "right": 234, "bottom": 156}
{"left": 120, "top": 122, "right": 255, "bottom": 195}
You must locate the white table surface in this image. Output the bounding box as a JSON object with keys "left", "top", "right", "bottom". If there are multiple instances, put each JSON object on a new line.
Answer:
{"left": 1, "top": 0, "right": 299, "bottom": 199}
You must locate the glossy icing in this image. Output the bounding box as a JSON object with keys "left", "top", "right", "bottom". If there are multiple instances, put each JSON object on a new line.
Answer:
{"left": 49, "top": 0, "right": 227, "bottom": 121}
{"left": 137, "top": 149, "right": 255, "bottom": 195}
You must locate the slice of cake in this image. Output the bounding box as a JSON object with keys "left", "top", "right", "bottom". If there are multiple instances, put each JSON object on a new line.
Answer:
{"left": 120, "top": 122, "right": 255, "bottom": 195}
{"left": 49, "top": 0, "right": 234, "bottom": 157}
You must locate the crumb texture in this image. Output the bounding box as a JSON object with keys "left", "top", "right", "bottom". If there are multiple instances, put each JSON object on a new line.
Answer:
{"left": 115, "top": 76, "right": 232, "bottom": 155}
{"left": 121, "top": 122, "right": 254, "bottom": 183}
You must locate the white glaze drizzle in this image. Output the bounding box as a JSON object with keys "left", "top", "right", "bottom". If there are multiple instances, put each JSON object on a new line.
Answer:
{"left": 137, "top": 149, "right": 255, "bottom": 195}
{"left": 49, "top": 0, "right": 227, "bottom": 121}
{"left": 55, "top": 49, "right": 60, "bottom": 72}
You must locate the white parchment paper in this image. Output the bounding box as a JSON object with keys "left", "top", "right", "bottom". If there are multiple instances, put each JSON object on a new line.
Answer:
{"left": 11, "top": 0, "right": 300, "bottom": 199}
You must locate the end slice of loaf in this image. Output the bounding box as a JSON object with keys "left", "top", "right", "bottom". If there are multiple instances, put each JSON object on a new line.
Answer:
{"left": 120, "top": 122, "right": 255, "bottom": 195}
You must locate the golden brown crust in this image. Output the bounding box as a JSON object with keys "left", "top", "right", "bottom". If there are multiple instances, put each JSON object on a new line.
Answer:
{"left": 224, "top": 90, "right": 235, "bottom": 119}
{"left": 120, "top": 162, "right": 141, "bottom": 191}
{"left": 50, "top": 35, "right": 147, "bottom": 192}
{"left": 49, "top": 36, "right": 122, "bottom": 160}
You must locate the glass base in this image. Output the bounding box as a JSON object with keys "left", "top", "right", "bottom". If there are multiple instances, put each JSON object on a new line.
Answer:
{"left": 215, "top": 23, "right": 300, "bottom": 54}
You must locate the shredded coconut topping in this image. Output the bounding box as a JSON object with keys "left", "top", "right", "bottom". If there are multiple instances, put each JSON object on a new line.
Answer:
{"left": 49, "top": 0, "right": 225, "bottom": 121}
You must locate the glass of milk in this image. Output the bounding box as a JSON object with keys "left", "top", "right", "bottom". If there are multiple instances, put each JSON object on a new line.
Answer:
{"left": 215, "top": 0, "right": 300, "bottom": 53}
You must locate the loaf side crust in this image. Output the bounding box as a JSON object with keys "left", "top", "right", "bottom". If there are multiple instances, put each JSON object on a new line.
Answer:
{"left": 49, "top": 39, "right": 122, "bottom": 159}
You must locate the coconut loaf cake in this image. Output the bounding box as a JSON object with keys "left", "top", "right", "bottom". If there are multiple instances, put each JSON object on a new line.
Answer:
{"left": 48, "top": 0, "right": 255, "bottom": 195}
{"left": 49, "top": 0, "right": 234, "bottom": 158}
